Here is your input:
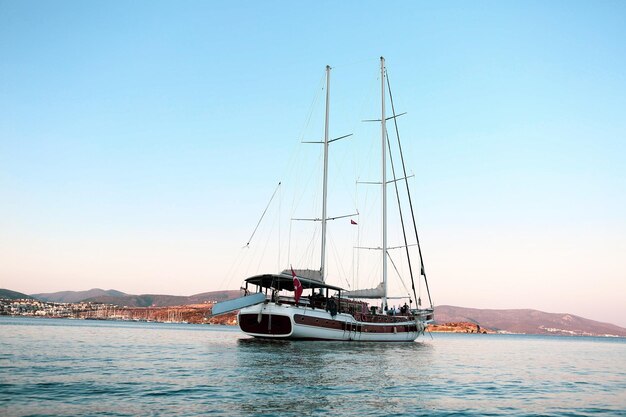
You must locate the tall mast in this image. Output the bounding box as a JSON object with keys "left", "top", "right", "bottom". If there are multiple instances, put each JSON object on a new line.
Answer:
{"left": 320, "top": 65, "right": 331, "bottom": 281}
{"left": 380, "top": 57, "right": 388, "bottom": 310}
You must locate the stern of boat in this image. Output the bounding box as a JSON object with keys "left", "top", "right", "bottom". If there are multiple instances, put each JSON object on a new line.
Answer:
{"left": 238, "top": 303, "right": 294, "bottom": 338}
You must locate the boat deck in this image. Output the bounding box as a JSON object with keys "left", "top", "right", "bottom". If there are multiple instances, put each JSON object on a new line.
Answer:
{"left": 274, "top": 296, "right": 433, "bottom": 323}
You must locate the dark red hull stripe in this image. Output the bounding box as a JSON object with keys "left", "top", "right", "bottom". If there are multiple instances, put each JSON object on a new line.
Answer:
{"left": 294, "top": 314, "right": 418, "bottom": 334}
{"left": 239, "top": 313, "right": 419, "bottom": 335}
{"left": 253, "top": 337, "right": 415, "bottom": 342}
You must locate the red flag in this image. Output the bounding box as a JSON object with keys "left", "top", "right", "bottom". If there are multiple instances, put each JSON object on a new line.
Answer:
{"left": 291, "top": 266, "right": 303, "bottom": 303}
{"left": 351, "top": 219, "right": 358, "bottom": 225}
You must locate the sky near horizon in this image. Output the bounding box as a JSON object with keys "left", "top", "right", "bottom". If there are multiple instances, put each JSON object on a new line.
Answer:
{"left": 1, "top": 1, "right": 625, "bottom": 326}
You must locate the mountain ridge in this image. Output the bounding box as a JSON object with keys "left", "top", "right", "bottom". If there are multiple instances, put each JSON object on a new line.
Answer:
{"left": 435, "top": 305, "right": 626, "bottom": 337}
{"left": 3, "top": 288, "right": 623, "bottom": 336}
{"left": 33, "top": 288, "right": 127, "bottom": 303}
{"left": 30, "top": 288, "right": 241, "bottom": 307}
{"left": 0, "top": 288, "right": 35, "bottom": 300}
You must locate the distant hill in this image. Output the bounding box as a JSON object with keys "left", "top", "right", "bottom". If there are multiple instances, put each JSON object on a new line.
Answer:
{"left": 17, "top": 287, "right": 625, "bottom": 337}
{"left": 435, "top": 305, "right": 626, "bottom": 337}
{"left": 0, "top": 288, "right": 35, "bottom": 300}
{"left": 27, "top": 288, "right": 241, "bottom": 307}
{"left": 33, "top": 288, "right": 127, "bottom": 303}
{"left": 84, "top": 294, "right": 189, "bottom": 307}
{"left": 188, "top": 290, "right": 241, "bottom": 303}
{"left": 84, "top": 290, "right": 242, "bottom": 307}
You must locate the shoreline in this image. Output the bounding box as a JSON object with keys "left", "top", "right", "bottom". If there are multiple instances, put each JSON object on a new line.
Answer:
{"left": 4, "top": 314, "right": 625, "bottom": 338}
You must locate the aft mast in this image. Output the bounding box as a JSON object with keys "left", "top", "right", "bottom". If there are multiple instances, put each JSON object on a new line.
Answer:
{"left": 320, "top": 65, "right": 331, "bottom": 281}
{"left": 298, "top": 64, "right": 350, "bottom": 283}
{"left": 381, "top": 56, "right": 388, "bottom": 311}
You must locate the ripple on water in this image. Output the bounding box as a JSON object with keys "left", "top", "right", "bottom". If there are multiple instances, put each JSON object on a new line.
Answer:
{"left": 1, "top": 317, "right": 625, "bottom": 416}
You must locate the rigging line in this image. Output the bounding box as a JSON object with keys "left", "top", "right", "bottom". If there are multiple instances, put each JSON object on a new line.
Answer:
{"left": 289, "top": 71, "right": 325, "bottom": 225}
{"left": 386, "top": 124, "right": 418, "bottom": 305}
{"left": 255, "top": 205, "right": 280, "bottom": 274}
{"left": 352, "top": 71, "right": 380, "bottom": 212}
{"left": 386, "top": 250, "right": 411, "bottom": 299}
{"left": 220, "top": 247, "right": 247, "bottom": 290}
{"left": 298, "top": 72, "right": 326, "bottom": 141}
{"left": 243, "top": 193, "right": 280, "bottom": 277}
{"left": 291, "top": 150, "right": 324, "bottom": 216}
{"left": 355, "top": 189, "right": 360, "bottom": 291}
{"left": 328, "top": 228, "right": 351, "bottom": 289}
{"left": 350, "top": 69, "right": 377, "bottom": 209}
{"left": 287, "top": 219, "right": 293, "bottom": 267}
{"left": 245, "top": 182, "right": 282, "bottom": 248}
{"left": 242, "top": 234, "right": 259, "bottom": 277}
{"left": 352, "top": 247, "right": 356, "bottom": 291}
{"left": 278, "top": 183, "right": 282, "bottom": 271}
{"left": 296, "top": 222, "right": 319, "bottom": 268}
{"left": 386, "top": 69, "right": 433, "bottom": 308}
{"left": 328, "top": 139, "right": 356, "bottom": 214}
{"left": 220, "top": 247, "right": 242, "bottom": 290}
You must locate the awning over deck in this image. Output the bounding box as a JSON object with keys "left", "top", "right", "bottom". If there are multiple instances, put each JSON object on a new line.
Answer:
{"left": 244, "top": 273, "right": 344, "bottom": 293}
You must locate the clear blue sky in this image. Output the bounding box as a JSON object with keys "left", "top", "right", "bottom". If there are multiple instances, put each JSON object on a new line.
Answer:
{"left": 1, "top": 1, "right": 625, "bottom": 326}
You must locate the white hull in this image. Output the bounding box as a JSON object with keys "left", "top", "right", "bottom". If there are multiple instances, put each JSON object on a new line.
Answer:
{"left": 238, "top": 302, "right": 429, "bottom": 342}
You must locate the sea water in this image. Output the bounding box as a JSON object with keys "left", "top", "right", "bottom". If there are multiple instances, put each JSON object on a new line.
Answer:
{"left": 0, "top": 316, "right": 624, "bottom": 416}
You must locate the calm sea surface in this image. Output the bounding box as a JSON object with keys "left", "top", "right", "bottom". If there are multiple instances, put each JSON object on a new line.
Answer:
{"left": 1, "top": 317, "right": 625, "bottom": 416}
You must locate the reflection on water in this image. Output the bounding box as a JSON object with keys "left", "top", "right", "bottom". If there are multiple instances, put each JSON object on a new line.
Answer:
{"left": 1, "top": 317, "right": 625, "bottom": 416}
{"left": 235, "top": 339, "right": 436, "bottom": 416}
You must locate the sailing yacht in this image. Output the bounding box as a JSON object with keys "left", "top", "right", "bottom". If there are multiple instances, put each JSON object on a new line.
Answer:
{"left": 213, "top": 57, "right": 434, "bottom": 341}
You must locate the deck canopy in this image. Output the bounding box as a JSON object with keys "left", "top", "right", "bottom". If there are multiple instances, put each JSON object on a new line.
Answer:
{"left": 244, "top": 273, "right": 344, "bottom": 292}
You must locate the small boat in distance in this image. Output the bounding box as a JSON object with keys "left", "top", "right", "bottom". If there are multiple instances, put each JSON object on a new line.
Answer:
{"left": 213, "top": 57, "right": 434, "bottom": 341}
